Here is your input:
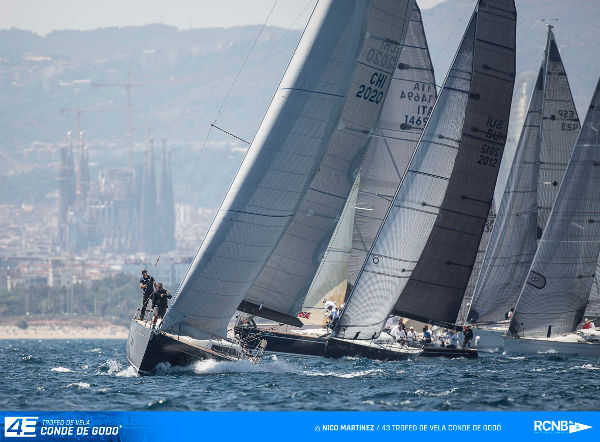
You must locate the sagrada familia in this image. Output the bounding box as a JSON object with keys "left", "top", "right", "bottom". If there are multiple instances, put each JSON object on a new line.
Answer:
{"left": 56, "top": 132, "right": 175, "bottom": 255}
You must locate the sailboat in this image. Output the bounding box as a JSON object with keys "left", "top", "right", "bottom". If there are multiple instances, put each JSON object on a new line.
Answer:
{"left": 503, "top": 75, "right": 600, "bottom": 356}
{"left": 331, "top": 0, "right": 516, "bottom": 359}
{"left": 465, "top": 26, "right": 580, "bottom": 351}
{"left": 235, "top": 0, "right": 436, "bottom": 358}
{"left": 239, "top": 0, "right": 517, "bottom": 361}
{"left": 127, "top": 0, "right": 416, "bottom": 374}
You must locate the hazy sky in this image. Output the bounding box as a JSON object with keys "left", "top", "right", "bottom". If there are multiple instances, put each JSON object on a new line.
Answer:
{"left": 1, "top": 0, "right": 447, "bottom": 35}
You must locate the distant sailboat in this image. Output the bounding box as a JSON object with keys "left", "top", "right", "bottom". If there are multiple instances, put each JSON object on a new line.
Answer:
{"left": 332, "top": 0, "right": 516, "bottom": 358}
{"left": 465, "top": 26, "right": 580, "bottom": 351}
{"left": 504, "top": 75, "right": 600, "bottom": 356}
{"left": 127, "top": 0, "right": 415, "bottom": 374}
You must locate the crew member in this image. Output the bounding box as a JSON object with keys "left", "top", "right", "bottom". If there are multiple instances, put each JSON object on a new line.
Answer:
{"left": 422, "top": 326, "right": 432, "bottom": 344}
{"left": 151, "top": 283, "right": 172, "bottom": 327}
{"left": 139, "top": 269, "right": 156, "bottom": 320}
{"left": 463, "top": 325, "right": 474, "bottom": 348}
{"left": 448, "top": 330, "right": 459, "bottom": 348}
{"left": 407, "top": 326, "right": 417, "bottom": 342}
{"left": 506, "top": 307, "right": 515, "bottom": 320}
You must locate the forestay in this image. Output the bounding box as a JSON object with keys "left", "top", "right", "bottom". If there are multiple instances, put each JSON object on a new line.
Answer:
{"left": 509, "top": 77, "right": 600, "bottom": 338}
{"left": 337, "top": 0, "right": 516, "bottom": 339}
{"left": 162, "top": 0, "right": 414, "bottom": 340}
{"left": 468, "top": 29, "right": 579, "bottom": 324}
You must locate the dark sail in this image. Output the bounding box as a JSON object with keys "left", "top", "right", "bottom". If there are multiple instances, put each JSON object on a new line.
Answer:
{"left": 336, "top": 0, "right": 516, "bottom": 339}
{"left": 468, "top": 28, "right": 580, "bottom": 324}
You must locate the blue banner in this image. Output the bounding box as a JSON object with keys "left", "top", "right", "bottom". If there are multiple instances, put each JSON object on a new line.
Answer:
{"left": 0, "top": 412, "right": 597, "bottom": 441}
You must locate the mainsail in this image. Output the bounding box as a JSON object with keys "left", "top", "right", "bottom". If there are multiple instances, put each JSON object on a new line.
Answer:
{"left": 509, "top": 76, "right": 600, "bottom": 338}
{"left": 337, "top": 0, "right": 516, "bottom": 339}
{"left": 298, "top": 2, "right": 435, "bottom": 327}
{"left": 467, "top": 28, "right": 580, "bottom": 324}
{"left": 347, "top": 2, "right": 436, "bottom": 288}
{"left": 238, "top": 0, "right": 415, "bottom": 324}
{"left": 162, "top": 0, "right": 414, "bottom": 340}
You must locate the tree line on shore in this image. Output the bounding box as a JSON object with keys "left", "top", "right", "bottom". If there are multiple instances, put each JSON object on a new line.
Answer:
{"left": 0, "top": 273, "right": 140, "bottom": 326}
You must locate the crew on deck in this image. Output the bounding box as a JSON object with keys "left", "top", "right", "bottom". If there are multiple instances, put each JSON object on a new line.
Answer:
{"left": 422, "top": 326, "right": 432, "bottom": 344}
{"left": 151, "top": 282, "right": 172, "bottom": 328}
{"left": 325, "top": 305, "right": 339, "bottom": 330}
{"left": 462, "top": 325, "right": 473, "bottom": 348}
{"left": 139, "top": 269, "right": 157, "bottom": 321}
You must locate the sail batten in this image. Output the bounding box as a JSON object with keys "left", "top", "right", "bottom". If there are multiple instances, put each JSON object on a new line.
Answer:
{"left": 468, "top": 29, "right": 580, "bottom": 324}
{"left": 510, "top": 76, "right": 600, "bottom": 338}
{"left": 337, "top": 0, "right": 517, "bottom": 339}
{"left": 346, "top": 3, "right": 437, "bottom": 295}
{"left": 162, "top": 0, "right": 415, "bottom": 339}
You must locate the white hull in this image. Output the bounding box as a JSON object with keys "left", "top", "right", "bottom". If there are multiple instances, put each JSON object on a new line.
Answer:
{"left": 472, "top": 326, "right": 506, "bottom": 352}
{"left": 504, "top": 336, "right": 600, "bottom": 357}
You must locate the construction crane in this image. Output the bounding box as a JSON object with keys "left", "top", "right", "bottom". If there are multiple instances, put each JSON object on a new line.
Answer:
{"left": 91, "top": 73, "right": 210, "bottom": 168}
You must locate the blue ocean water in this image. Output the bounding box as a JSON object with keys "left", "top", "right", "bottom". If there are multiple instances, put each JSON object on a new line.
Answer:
{"left": 2, "top": 339, "right": 599, "bottom": 411}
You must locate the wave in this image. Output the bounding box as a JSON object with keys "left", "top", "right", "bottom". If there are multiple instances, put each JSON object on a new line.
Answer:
{"left": 65, "top": 382, "right": 90, "bottom": 389}
{"left": 573, "top": 364, "right": 600, "bottom": 371}
{"left": 152, "top": 358, "right": 292, "bottom": 376}
{"left": 414, "top": 387, "right": 458, "bottom": 397}
{"left": 116, "top": 366, "right": 139, "bottom": 378}
{"left": 51, "top": 366, "right": 74, "bottom": 373}
{"left": 84, "top": 348, "right": 102, "bottom": 353}
{"left": 303, "top": 368, "right": 384, "bottom": 379}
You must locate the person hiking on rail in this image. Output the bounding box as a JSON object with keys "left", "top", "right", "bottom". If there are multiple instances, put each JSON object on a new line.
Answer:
{"left": 139, "top": 269, "right": 156, "bottom": 320}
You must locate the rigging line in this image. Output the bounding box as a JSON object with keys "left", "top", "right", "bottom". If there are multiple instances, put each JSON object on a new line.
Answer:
{"left": 213, "top": 0, "right": 280, "bottom": 125}
{"left": 211, "top": 124, "right": 251, "bottom": 145}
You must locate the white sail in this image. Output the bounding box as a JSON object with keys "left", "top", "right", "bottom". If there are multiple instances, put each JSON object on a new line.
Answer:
{"left": 337, "top": 0, "right": 517, "bottom": 339}
{"left": 162, "top": 0, "right": 414, "bottom": 340}
{"left": 509, "top": 76, "right": 600, "bottom": 338}
{"left": 468, "top": 28, "right": 580, "bottom": 324}
{"left": 298, "top": 175, "right": 360, "bottom": 326}
{"left": 238, "top": 0, "right": 415, "bottom": 323}
{"left": 300, "top": 2, "right": 436, "bottom": 327}
{"left": 347, "top": 2, "right": 436, "bottom": 288}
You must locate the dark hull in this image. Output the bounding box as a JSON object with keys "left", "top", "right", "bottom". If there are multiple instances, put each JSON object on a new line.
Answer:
{"left": 325, "top": 337, "right": 419, "bottom": 360}
{"left": 421, "top": 344, "right": 478, "bottom": 358}
{"left": 236, "top": 327, "right": 477, "bottom": 360}
{"left": 127, "top": 319, "right": 235, "bottom": 375}
{"left": 236, "top": 327, "right": 327, "bottom": 357}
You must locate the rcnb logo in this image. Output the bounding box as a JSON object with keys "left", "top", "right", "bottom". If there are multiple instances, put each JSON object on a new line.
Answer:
{"left": 534, "top": 421, "right": 592, "bottom": 434}
{"left": 4, "top": 417, "right": 38, "bottom": 438}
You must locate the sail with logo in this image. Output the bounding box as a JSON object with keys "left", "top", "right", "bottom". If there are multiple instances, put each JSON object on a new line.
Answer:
{"left": 467, "top": 27, "right": 580, "bottom": 326}
{"left": 297, "top": 2, "right": 437, "bottom": 327}
{"left": 127, "top": 0, "right": 416, "bottom": 373}
{"left": 336, "top": 0, "right": 517, "bottom": 340}
{"left": 505, "top": 75, "right": 600, "bottom": 355}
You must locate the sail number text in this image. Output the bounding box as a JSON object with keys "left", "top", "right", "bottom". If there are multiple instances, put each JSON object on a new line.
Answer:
{"left": 401, "top": 83, "right": 435, "bottom": 128}
{"left": 356, "top": 72, "right": 388, "bottom": 104}
{"left": 478, "top": 117, "right": 504, "bottom": 168}
{"left": 557, "top": 109, "right": 579, "bottom": 131}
